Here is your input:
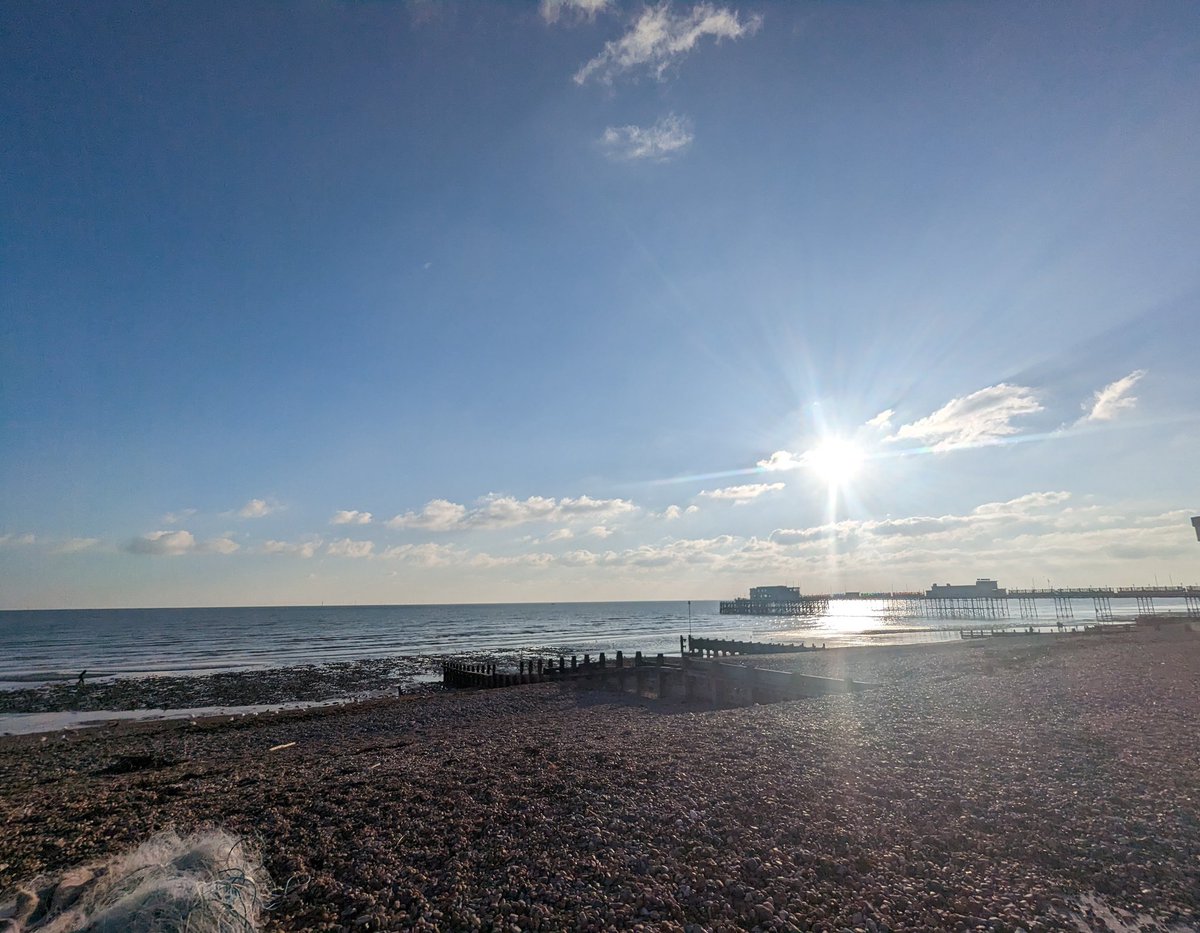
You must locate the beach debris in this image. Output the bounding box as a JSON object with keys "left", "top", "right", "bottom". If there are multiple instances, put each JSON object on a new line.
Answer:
{"left": 267, "top": 741, "right": 296, "bottom": 752}
{"left": 0, "top": 829, "right": 271, "bottom": 932}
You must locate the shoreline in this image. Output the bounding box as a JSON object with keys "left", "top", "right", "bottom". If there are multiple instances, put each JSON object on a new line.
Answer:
{"left": 2, "top": 628, "right": 1197, "bottom": 931}
{"left": 1, "top": 620, "right": 1164, "bottom": 727}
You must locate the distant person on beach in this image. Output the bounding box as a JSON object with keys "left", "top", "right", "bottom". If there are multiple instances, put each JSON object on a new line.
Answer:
{"left": 77, "top": 669, "right": 86, "bottom": 686}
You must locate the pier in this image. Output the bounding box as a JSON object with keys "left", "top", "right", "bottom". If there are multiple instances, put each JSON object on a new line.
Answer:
{"left": 721, "top": 582, "right": 1200, "bottom": 621}
{"left": 441, "top": 644, "right": 873, "bottom": 706}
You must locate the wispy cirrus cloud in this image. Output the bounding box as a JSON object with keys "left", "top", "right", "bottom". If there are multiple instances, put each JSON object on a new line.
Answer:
{"left": 600, "top": 113, "right": 693, "bottom": 161}
{"left": 331, "top": 510, "right": 373, "bottom": 526}
{"left": 0, "top": 533, "right": 36, "bottom": 548}
{"left": 380, "top": 542, "right": 467, "bottom": 567}
{"left": 162, "top": 509, "right": 196, "bottom": 525}
{"left": 1078, "top": 369, "right": 1146, "bottom": 424}
{"left": 770, "top": 491, "right": 1073, "bottom": 545}
{"left": 54, "top": 537, "right": 101, "bottom": 555}
{"left": 388, "top": 493, "right": 635, "bottom": 532}
{"left": 699, "top": 482, "right": 785, "bottom": 504}
{"left": 574, "top": 2, "right": 762, "bottom": 85}
{"left": 541, "top": 0, "right": 611, "bottom": 24}
{"left": 887, "top": 383, "right": 1043, "bottom": 451}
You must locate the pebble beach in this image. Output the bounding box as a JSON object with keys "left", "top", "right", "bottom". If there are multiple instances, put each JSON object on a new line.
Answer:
{"left": 1, "top": 627, "right": 1197, "bottom": 932}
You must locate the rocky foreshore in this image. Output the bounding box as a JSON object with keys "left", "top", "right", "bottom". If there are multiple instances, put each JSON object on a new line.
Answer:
{"left": 1, "top": 629, "right": 1197, "bottom": 932}
{"left": 0, "top": 656, "right": 448, "bottom": 715}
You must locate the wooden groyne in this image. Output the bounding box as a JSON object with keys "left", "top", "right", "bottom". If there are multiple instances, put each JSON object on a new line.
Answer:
{"left": 684, "top": 635, "right": 824, "bottom": 657}
{"left": 441, "top": 646, "right": 875, "bottom": 705}
{"left": 443, "top": 650, "right": 668, "bottom": 689}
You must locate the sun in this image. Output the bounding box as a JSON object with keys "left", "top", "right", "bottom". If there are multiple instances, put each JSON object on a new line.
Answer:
{"left": 806, "top": 438, "right": 865, "bottom": 488}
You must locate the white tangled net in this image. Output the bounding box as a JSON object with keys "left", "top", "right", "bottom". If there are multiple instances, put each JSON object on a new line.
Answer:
{"left": 3, "top": 829, "right": 271, "bottom": 933}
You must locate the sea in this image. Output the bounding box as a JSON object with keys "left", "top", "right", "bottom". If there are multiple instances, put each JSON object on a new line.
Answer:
{"left": 0, "top": 597, "right": 1156, "bottom": 689}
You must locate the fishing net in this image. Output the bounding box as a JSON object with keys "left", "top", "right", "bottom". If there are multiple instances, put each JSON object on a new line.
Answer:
{"left": 2, "top": 829, "right": 271, "bottom": 933}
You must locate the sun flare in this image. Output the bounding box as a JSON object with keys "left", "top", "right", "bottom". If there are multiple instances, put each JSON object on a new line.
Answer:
{"left": 806, "top": 438, "right": 865, "bottom": 487}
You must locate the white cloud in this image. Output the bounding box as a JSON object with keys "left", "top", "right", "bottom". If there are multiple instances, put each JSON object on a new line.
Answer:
{"left": 656, "top": 504, "right": 700, "bottom": 520}
{"left": 331, "top": 510, "right": 373, "bottom": 526}
{"left": 541, "top": 0, "right": 611, "bottom": 24}
{"left": 757, "top": 450, "right": 805, "bottom": 472}
{"left": 237, "top": 498, "right": 279, "bottom": 519}
{"left": 888, "top": 383, "right": 1043, "bottom": 451}
{"left": 127, "top": 530, "right": 195, "bottom": 556}
{"left": 574, "top": 2, "right": 762, "bottom": 85}
{"left": 699, "top": 482, "right": 785, "bottom": 504}
{"left": 469, "top": 550, "right": 556, "bottom": 569}
{"left": 588, "top": 525, "right": 615, "bottom": 538}
{"left": 54, "top": 537, "right": 100, "bottom": 555}
{"left": 865, "top": 409, "right": 894, "bottom": 430}
{"left": 162, "top": 509, "right": 196, "bottom": 525}
{"left": 561, "top": 535, "right": 739, "bottom": 570}
{"left": 380, "top": 542, "right": 465, "bottom": 567}
{"left": 326, "top": 538, "right": 375, "bottom": 559}
{"left": 262, "top": 538, "right": 322, "bottom": 559}
{"left": 125, "top": 531, "right": 234, "bottom": 557}
{"left": 387, "top": 498, "right": 470, "bottom": 531}
{"left": 601, "top": 113, "right": 694, "bottom": 161}
{"left": 0, "top": 533, "right": 36, "bottom": 548}
{"left": 544, "top": 528, "right": 575, "bottom": 542}
{"left": 769, "top": 491, "right": 1076, "bottom": 550}
{"left": 749, "top": 494, "right": 1200, "bottom": 584}
{"left": 1079, "top": 370, "right": 1146, "bottom": 423}
{"left": 971, "top": 490, "right": 1071, "bottom": 516}
{"left": 388, "top": 493, "right": 635, "bottom": 532}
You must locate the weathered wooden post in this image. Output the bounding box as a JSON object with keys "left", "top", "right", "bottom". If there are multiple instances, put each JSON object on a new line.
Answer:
{"left": 599, "top": 652, "right": 606, "bottom": 669}
{"left": 571, "top": 655, "right": 578, "bottom": 671}
{"left": 538, "top": 657, "right": 544, "bottom": 677}
{"left": 635, "top": 663, "right": 646, "bottom": 697}
{"left": 615, "top": 650, "right": 623, "bottom": 668}
{"left": 680, "top": 635, "right": 686, "bottom": 657}
{"left": 634, "top": 650, "right": 643, "bottom": 667}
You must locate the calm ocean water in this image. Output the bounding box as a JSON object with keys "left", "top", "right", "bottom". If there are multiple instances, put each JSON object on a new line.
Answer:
{"left": 0, "top": 598, "right": 1155, "bottom": 688}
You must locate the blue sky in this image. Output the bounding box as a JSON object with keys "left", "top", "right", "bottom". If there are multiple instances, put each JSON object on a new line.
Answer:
{"left": 2, "top": 0, "right": 1198, "bottom": 608}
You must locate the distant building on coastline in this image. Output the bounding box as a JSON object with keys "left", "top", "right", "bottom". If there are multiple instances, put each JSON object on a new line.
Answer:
{"left": 1192, "top": 516, "right": 1200, "bottom": 541}
{"left": 749, "top": 585, "right": 801, "bottom": 602}
{"left": 925, "top": 578, "right": 1006, "bottom": 599}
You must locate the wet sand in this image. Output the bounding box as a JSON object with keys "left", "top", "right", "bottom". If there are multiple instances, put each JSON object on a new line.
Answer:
{"left": 1, "top": 629, "right": 1197, "bottom": 932}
